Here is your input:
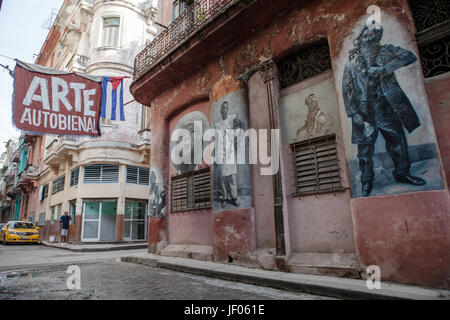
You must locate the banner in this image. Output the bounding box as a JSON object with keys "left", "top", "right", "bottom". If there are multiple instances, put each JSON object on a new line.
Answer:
{"left": 12, "top": 61, "right": 103, "bottom": 136}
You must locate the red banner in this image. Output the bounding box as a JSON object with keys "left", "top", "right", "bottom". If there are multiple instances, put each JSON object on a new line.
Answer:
{"left": 13, "top": 61, "right": 102, "bottom": 136}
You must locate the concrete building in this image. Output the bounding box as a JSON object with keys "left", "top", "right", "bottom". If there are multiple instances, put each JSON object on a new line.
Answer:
{"left": 16, "top": 0, "right": 158, "bottom": 242}
{"left": 0, "top": 138, "right": 19, "bottom": 223}
{"left": 131, "top": 0, "right": 450, "bottom": 289}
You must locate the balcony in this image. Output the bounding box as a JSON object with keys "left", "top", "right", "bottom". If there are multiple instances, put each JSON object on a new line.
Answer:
{"left": 131, "top": 0, "right": 296, "bottom": 104}
{"left": 15, "top": 165, "right": 40, "bottom": 190}
{"left": 44, "top": 136, "right": 80, "bottom": 167}
{"left": 134, "top": 0, "right": 234, "bottom": 79}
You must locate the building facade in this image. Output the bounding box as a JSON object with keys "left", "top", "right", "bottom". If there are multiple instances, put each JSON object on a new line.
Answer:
{"left": 14, "top": 0, "right": 157, "bottom": 242}
{"left": 131, "top": 0, "right": 450, "bottom": 288}
{"left": 0, "top": 138, "right": 19, "bottom": 223}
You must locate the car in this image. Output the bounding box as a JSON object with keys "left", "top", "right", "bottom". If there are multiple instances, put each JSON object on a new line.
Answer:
{"left": 1, "top": 221, "right": 40, "bottom": 245}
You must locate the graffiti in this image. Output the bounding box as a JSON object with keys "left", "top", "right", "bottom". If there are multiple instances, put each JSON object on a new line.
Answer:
{"left": 149, "top": 167, "right": 166, "bottom": 217}
{"left": 342, "top": 24, "right": 427, "bottom": 197}
{"left": 296, "top": 93, "right": 334, "bottom": 140}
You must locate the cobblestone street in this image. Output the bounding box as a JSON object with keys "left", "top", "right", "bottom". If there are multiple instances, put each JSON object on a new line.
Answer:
{"left": 0, "top": 245, "right": 330, "bottom": 300}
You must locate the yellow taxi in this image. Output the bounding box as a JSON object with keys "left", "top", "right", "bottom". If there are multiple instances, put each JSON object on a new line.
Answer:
{"left": 1, "top": 221, "right": 40, "bottom": 245}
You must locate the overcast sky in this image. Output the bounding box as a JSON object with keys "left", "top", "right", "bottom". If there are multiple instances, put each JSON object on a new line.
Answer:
{"left": 0, "top": 0, "right": 64, "bottom": 154}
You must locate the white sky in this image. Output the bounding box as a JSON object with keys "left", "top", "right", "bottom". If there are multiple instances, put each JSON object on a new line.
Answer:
{"left": 0, "top": 0, "right": 64, "bottom": 154}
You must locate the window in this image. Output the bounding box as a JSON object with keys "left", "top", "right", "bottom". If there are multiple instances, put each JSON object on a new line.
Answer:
{"left": 50, "top": 206, "right": 55, "bottom": 225}
{"left": 70, "top": 167, "right": 79, "bottom": 187}
{"left": 172, "top": 0, "right": 193, "bottom": 21}
{"left": 124, "top": 200, "right": 147, "bottom": 240}
{"left": 141, "top": 106, "right": 151, "bottom": 131}
{"left": 70, "top": 200, "right": 76, "bottom": 225}
{"left": 40, "top": 184, "right": 49, "bottom": 200}
{"left": 409, "top": 0, "right": 450, "bottom": 78}
{"left": 84, "top": 164, "right": 119, "bottom": 184}
{"left": 278, "top": 40, "right": 332, "bottom": 89}
{"left": 171, "top": 168, "right": 211, "bottom": 213}
{"left": 126, "top": 166, "right": 150, "bottom": 185}
{"left": 102, "top": 17, "right": 120, "bottom": 47}
{"left": 57, "top": 203, "right": 62, "bottom": 219}
{"left": 38, "top": 213, "right": 45, "bottom": 227}
{"left": 52, "top": 175, "right": 65, "bottom": 194}
{"left": 290, "top": 134, "right": 343, "bottom": 196}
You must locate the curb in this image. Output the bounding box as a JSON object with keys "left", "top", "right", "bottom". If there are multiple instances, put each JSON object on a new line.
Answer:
{"left": 41, "top": 242, "right": 148, "bottom": 252}
{"left": 121, "top": 255, "right": 450, "bottom": 300}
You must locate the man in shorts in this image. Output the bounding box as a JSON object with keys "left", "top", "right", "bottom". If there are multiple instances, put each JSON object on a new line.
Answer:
{"left": 59, "top": 211, "right": 72, "bottom": 245}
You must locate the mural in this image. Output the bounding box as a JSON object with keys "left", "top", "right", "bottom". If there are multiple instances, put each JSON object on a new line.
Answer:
{"left": 169, "top": 111, "right": 210, "bottom": 175}
{"left": 149, "top": 166, "right": 166, "bottom": 217}
{"left": 296, "top": 93, "right": 334, "bottom": 140}
{"left": 211, "top": 90, "right": 252, "bottom": 212}
{"left": 279, "top": 72, "right": 340, "bottom": 144}
{"left": 340, "top": 21, "right": 443, "bottom": 198}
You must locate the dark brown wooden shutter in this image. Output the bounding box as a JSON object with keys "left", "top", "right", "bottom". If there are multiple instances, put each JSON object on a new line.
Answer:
{"left": 171, "top": 168, "right": 211, "bottom": 213}
{"left": 291, "top": 134, "right": 342, "bottom": 196}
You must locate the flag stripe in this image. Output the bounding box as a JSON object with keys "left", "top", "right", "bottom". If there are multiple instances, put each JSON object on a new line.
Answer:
{"left": 120, "top": 82, "right": 125, "bottom": 121}
{"left": 100, "top": 76, "right": 126, "bottom": 122}
{"left": 111, "top": 82, "right": 117, "bottom": 121}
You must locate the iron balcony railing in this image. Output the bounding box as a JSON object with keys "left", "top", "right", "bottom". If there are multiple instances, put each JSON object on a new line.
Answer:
{"left": 134, "top": 0, "right": 234, "bottom": 79}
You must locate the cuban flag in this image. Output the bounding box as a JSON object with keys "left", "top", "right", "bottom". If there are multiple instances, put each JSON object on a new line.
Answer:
{"left": 101, "top": 77, "right": 127, "bottom": 121}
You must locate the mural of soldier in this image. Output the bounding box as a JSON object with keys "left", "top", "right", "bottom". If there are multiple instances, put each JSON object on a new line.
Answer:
{"left": 342, "top": 23, "right": 426, "bottom": 197}
{"left": 296, "top": 93, "right": 334, "bottom": 140}
{"left": 149, "top": 168, "right": 166, "bottom": 217}
{"left": 215, "top": 101, "right": 242, "bottom": 207}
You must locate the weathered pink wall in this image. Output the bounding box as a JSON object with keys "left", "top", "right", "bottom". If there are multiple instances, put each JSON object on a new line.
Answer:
{"left": 352, "top": 191, "right": 450, "bottom": 288}
{"left": 248, "top": 72, "right": 276, "bottom": 249}
{"left": 426, "top": 74, "right": 450, "bottom": 188}
{"left": 279, "top": 95, "right": 356, "bottom": 254}
{"left": 167, "top": 101, "right": 213, "bottom": 246}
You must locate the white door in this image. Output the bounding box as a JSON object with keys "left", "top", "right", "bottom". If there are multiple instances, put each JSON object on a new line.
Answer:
{"left": 81, "top": 201, "right": 100, "bottom": 242}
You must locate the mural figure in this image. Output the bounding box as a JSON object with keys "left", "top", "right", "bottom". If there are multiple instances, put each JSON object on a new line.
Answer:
{"left": 170, "top": 111, "right": 210, "bottom": 175}
{"left": 176, "top": 122, "right": 196, "bottom": 174}
{"left": 215, "top": 101, "right": 242, "bottom": 207}
{"left": 149, "top": 168, "right": 166, "bottom": 217}
{"left": 342, "top": 24, "right": 426, "bottom": 197}
{"left": 296, "top": 93, "right": 334, "bottom": 139}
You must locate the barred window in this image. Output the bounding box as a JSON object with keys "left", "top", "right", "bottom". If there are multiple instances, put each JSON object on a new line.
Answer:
{"left": 291, "top": 134, "right": 343, "bottom": 196}
{"left": 52, "top": 175, "right": 65, "bottom": 194}
{"left": 70, "top": 167, "right": 80, "bottom": 187}
{"left": 84, "top": 164, "right": 119, "bottom": 184}
{"left": 278, "top": 40, "right": 332, "bottom": 89}
{"left": 410, "top": 0, "right": 450, "bottom": 78}
{"left": 171, "top": 168, "right": 211, "bottom": 213}
{"left": 126, "top": 166, "right": 150, "bottom": 185}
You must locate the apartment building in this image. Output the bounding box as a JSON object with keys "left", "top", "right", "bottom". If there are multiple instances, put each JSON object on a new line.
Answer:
{"left": 16, "top": 0, "right": 157, "bottom": 242}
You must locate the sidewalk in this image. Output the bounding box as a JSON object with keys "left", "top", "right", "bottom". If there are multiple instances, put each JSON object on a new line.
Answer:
{"left": 121, "top": 252, "right": 450, "bottom": 300}
{"left": 41, "top": 241, "right": 148, "bottom": 252}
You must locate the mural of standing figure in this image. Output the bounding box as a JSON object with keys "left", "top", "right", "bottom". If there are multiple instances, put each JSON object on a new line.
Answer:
{"left": 342, "top": 24, "right": 426, "bottom": 197}
{"left": 215, "top": 101, "right": 242, "bottom": 207}
{"left": 296, "top": 93, "right": 334, "bottom": 139}
{"left": 149, "top": 169, "right": 166, "bottom": 217}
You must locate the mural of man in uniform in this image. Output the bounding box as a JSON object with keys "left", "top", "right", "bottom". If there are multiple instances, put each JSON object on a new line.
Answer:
{"left": 215, "top": 101, "right": 242, "bottom": 207}
{"left": 342, "top": 23, "right": 426, "bottom": 197}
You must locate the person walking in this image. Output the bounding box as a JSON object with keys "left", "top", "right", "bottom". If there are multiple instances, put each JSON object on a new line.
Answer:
{"left": 59, "top": 211, "right": 72, "bottom": 245}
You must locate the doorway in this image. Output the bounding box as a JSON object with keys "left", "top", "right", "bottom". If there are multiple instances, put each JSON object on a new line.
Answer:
{"left": 82, "top": 200, "right": 117, "bottom": 242}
